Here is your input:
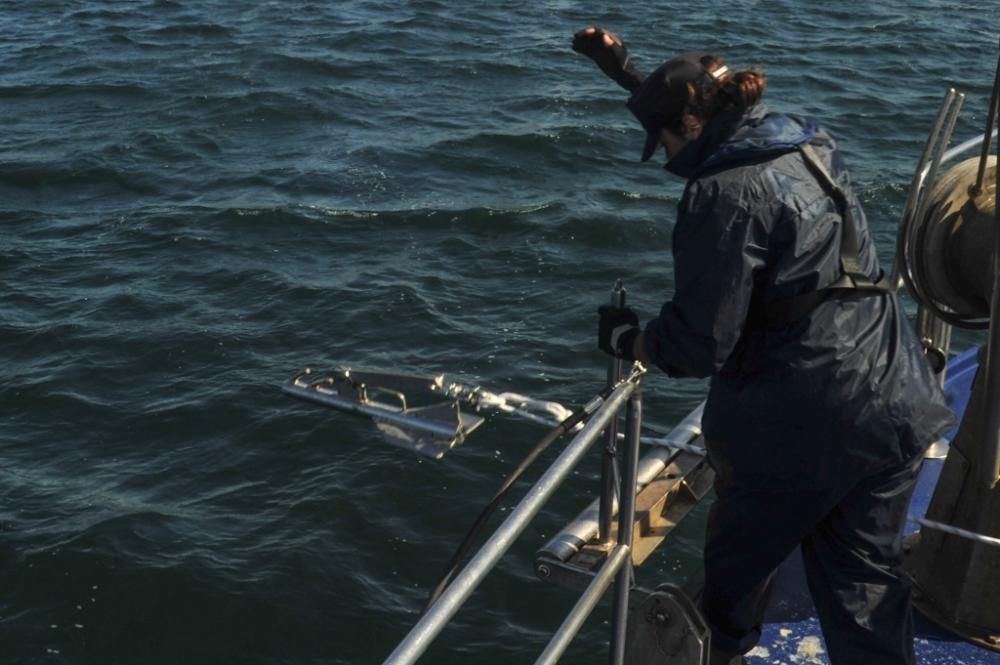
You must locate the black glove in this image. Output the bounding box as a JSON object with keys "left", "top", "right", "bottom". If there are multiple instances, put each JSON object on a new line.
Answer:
{"left": 598, "top": 305, "right": 641, "bottom": 360}
{"left": 572, "top": 27, "right": 644, "bottom": 92}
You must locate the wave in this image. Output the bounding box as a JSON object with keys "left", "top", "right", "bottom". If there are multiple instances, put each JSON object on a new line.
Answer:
{"left": 0, "top": 159, "right": 163, "bottom": 197}
{"left": 0, "top": 82, "right": 150, "bottom": 99}
{"left": 145, "top": 23, "right": 234, "bottom": 39}
{"left": 258, "top": 52, "right": 368, "bottom": 80}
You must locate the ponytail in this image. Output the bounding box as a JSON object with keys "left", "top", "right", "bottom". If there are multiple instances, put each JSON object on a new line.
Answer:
{"left": 720, "top": 68, "right": 767, "bottom": 111}
{"left": 686, "top": 56, "right": 767, "bottom": 125}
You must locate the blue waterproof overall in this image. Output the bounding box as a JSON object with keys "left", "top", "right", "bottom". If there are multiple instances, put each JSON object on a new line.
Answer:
{"left": 640, "top": 106, "right": 956, "bottom": 664}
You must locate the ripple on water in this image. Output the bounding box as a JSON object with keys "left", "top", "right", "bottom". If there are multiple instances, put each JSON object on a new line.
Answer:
{"left": 0, "top": 2, "right": 994, "bottom": 663}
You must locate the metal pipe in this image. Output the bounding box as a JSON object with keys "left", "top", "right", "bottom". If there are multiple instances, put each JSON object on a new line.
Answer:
{"left": 974, "top": 51, "right": 1000, "bottom": 194}
{"left": 534, "top": 545, "right": 631, "bottom": 665}
{"left": 995, "top": 102, "right": 1000, "bottom": 487}
{"left": 904, "top": 91, "right": 966, "bottom": 307}
{"left": 987, "top": 106, "right": 1000, "bottom": 489}
{"left": 610, "top": 389, "right": 643, "bottom": 665}
{"left": 600, "top": 281, "right": 626, "bottom": 544}
{"left": 940, "top": 130, "right": 1000, "bottom": 168}
{"left": 984, "top": 252, "right": 1000, "bottom": 487}
{"left": 892, "top": 88, "right": 958, "bottom": 288}
{"left": 383, "top": 379, "right": 638, "bottom": 665}
{"left": 911, "top": 92, "right": 965, "bottom": 258}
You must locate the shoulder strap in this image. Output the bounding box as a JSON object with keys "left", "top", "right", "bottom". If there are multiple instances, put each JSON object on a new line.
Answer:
{"left": 761, "top": 143, "right": 893, "bottom": 328}
{"left": 797, "top": 143, "right": 872, "bottom": 287}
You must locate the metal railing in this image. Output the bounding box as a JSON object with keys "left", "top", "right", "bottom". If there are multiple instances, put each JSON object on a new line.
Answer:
{"left": 383, "top": 365, "right": 646, "bottom": 665}
{"left": 599, "top": 281, "right": 628, "bottom": 545}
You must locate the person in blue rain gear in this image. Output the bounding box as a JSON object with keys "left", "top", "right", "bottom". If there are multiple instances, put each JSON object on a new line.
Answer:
{"left": 573, "top": 27, "right": 956, "bottom": 665}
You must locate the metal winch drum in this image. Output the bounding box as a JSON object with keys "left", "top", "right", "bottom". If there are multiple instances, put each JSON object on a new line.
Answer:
{"left": 911, "top": 156, "right": 998, "bottom": 323}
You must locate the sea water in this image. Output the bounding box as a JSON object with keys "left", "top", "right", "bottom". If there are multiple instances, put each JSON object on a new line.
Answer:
{"left": 1, "top": 1, "right": 995, "bottom": 663}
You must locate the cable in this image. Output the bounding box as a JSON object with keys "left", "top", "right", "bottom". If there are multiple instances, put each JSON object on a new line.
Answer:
{"left": 420, "top": 374, "right": 639, "bottom": 615}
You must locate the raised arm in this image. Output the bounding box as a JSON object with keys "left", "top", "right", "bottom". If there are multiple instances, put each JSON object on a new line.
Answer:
{"left": 571, "top": 27, "right": 644, "bottom": 92}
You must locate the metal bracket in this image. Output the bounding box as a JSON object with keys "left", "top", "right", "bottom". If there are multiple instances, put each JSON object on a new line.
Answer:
{"left": 534, "top": 449, "right": 714, "bottom": 589}
{"left": 284, "top": 367, "right": 485, "bottom": 459}
{"left": 625, "top": 584, "right": 711, "bottom": 665}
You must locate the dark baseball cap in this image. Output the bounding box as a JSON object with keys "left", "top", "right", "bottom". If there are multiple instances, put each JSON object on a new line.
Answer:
{"left": 627, "top": 52, "right": 722, "bottom": 161}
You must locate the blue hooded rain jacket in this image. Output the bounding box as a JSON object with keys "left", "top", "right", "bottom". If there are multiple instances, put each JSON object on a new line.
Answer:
{"left": 641, "top": 106, "right": 955, "bottom": 492}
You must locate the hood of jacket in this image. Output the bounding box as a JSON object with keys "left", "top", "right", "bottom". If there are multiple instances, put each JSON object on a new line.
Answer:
{"left": 664, "top": 105, "right": 817, "bottom": 179}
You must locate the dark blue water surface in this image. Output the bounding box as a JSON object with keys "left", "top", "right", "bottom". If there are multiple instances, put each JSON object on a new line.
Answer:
{"left": 1, "top": 1, "right": 996, "bottom": 663}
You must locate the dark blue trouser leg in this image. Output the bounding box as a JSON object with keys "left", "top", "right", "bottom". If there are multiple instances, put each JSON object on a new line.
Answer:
{"left": 702, "top": 490, "right": 815, "bottom": 654}
{"left": 801, "top": 456, "right": 922, "bottom": 665}
{"left": 702, "top": 455, "right": 922, "bottom": 662}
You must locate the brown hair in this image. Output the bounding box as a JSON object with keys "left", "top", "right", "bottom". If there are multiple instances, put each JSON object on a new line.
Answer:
{"left": 670, "top": 56, "right": 767, "bottom": 135}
